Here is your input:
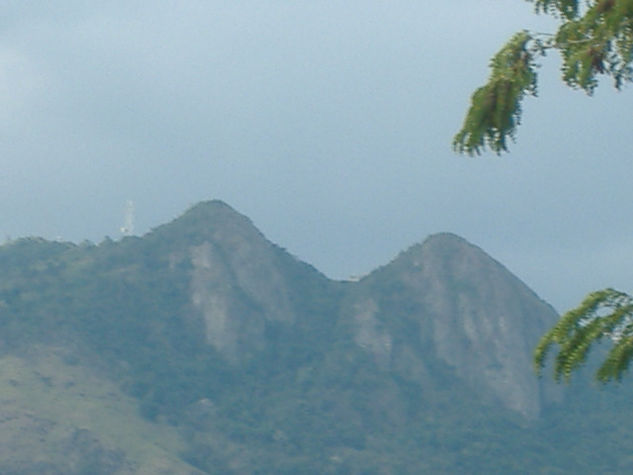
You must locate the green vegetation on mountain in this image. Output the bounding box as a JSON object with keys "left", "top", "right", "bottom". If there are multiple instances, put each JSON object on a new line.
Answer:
{"left": 3, "top": 201, "right": 633, "bottom": 473}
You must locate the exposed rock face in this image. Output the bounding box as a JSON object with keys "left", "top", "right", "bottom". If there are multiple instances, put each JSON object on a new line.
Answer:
{"left": 419, "top": 234, "right": 561, "bottom": 418}
{"left": 155, "top": 201, "right": 298, "bottom": 363}
{"left": 349, "top": 233, "right": 561, "bottom": 419}
{"left": 189, "top": 239, "right": 292, "bottom": 362}
{"left": 352, "top": 298, "right": 392, "bottom": 369}
{"left": 168, "top": 203, "right": 560, "bottom": 419}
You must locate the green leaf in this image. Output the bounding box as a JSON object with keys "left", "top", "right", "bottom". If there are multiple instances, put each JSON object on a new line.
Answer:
{"left": 453, "top": 31, "right": 539, "bottom": 155}
{"left": 534, "top": 289, "right": 633, "bottom": 383}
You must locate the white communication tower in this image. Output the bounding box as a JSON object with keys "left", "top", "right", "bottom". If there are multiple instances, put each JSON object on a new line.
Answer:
{"left": 120, "top": 200, "right": 135, "bottom": 236}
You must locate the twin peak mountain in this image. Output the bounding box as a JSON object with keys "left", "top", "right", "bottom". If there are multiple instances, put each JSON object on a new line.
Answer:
{"left": 146, "top": 200, "right": 558, "bottom": 420}
{"left": 3, "top": 200, "right": 629, "bottom": 475}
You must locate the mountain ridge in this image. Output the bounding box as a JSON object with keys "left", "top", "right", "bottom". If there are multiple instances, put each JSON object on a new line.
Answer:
{"left": 3, "top": 200, "right": 632, "bottom": 473}
{"left": 150, "top": 202, "right": 558, "bottom": 418}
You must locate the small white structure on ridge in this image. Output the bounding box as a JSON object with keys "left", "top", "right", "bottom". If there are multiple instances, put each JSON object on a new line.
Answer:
{"left": 120, "top": 200, "right": 135, "bottom": 236}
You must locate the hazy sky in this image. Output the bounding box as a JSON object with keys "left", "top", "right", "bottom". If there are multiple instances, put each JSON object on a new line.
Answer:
{"left": 2, "top": 1, "right": 632, "bottom": 312}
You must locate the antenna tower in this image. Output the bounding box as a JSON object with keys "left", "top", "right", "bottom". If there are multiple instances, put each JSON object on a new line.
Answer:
{"left": 120, "top": 200, "right": 135, "bottom": 236}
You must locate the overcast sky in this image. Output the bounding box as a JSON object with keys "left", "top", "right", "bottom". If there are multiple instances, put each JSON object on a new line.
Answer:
{"left": 2, "top": 1, "right": 632, "bottom": 312}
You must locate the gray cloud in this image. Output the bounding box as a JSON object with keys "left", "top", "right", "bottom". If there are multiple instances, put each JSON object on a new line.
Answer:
{"left": 1, "top": 1, "right": 631, "bottom": 312}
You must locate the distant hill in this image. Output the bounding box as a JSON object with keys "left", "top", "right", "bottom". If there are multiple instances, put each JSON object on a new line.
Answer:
{"left": 2, "top": 200, "right": 633, "bottom": 473}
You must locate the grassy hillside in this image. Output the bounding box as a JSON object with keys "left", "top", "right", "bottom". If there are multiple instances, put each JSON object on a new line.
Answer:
{"left": 0, "top": 345, "right": 201, "bottom": 474}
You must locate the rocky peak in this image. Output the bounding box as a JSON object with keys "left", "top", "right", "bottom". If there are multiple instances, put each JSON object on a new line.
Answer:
{"left": 421, "top": 234, "right": 560, "bottom": 417}
{"left": 353, "top": 232, "right": 561, "bottom": 419}
{"left": 155, "top": 200, "right": 265, "bottom": 246}
{"left": 151, "top": 205, "right": 562, "bottom": 417}
{"left": 151, "top": 200, "right": 320, "bottom": 364}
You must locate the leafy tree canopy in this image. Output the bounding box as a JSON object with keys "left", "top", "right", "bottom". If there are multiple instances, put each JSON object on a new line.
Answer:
{"left": 454, "top": 0, "right": 633, "bottom": 155}
{"left": 534, "top": 289, "right": 633, "bottom": 382}
{"left": 456, "top": 1, "right": 633, "bottom": 383}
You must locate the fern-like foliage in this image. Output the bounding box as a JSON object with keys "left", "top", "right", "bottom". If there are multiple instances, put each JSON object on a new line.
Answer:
{"left": 454, "top": 0, "right": 633, "bottom": 155}
{"left": 557, "top": 0, "right": 633, "bottom": 92}
{"left": 531, "top": 0, "right": 580, "bottom": 20}
{"left": 453, "top": 31, "right": 539, "bottom": 155}
{"left": 534, "top": 288, "right": 633, "bottom": 383}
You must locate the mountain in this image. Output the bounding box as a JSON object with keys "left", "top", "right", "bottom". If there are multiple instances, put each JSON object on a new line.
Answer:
{"left": 347, "top": 233, "right": 562, "bottom": 420}
{"left": 2, "top": 200, "right": 633, "bottom": 473}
